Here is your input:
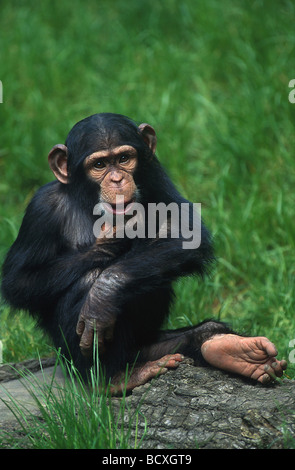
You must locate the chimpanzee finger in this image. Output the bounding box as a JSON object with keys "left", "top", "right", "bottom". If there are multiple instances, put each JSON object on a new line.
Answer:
{"left": 79, "top": 320, "right": 95, "bottom": 357}
{"left": 76, "top": 318, "right": 85, "bottom": 337}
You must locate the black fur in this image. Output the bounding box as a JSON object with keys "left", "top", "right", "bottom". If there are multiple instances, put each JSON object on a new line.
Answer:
{"left": 1, "top": 113, "right": 233, "bottom": 381}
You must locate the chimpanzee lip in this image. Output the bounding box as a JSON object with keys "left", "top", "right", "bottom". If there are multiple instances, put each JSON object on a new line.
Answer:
{"left": 103, "top": 200, "right": 135, "bottom": 215}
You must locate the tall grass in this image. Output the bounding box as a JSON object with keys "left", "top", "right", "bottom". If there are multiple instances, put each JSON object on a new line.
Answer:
{"left": 0, "top": 349, "right": 147, "bottom": 449}
{"left": 0, "top": 0, "right": 294, "bottom": 374}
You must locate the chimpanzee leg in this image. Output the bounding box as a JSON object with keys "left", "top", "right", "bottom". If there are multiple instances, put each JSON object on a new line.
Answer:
{"left": 138, "top": 320, "right": 235, "bottom": 365}
{"left": 134, "top": 320, "right": 287, "bottom": 389}
{"left": 108, "top": 320, "right": 235, "bottom": 394}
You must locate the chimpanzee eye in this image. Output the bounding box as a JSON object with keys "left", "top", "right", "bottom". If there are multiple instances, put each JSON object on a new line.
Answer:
{"left": 94, "top": 160, "right": 106, "bottom": 169}
{"left": 119, "top": 155, "right": 129, "bottom": 164}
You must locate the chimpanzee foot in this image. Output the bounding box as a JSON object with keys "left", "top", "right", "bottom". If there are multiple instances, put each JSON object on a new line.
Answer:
{"left": 201, "top": 334, "right": 287, "bottom": 384}
{"left": 110, "top": 353, "right": 184, "bottom": 394}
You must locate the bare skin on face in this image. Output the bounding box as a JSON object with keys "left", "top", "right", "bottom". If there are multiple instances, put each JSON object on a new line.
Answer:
{"left": 201, "top": 334, "right": 287, "bottom": 384}
{"left": 84, "top": 145, "right": 138, "bottom": 206}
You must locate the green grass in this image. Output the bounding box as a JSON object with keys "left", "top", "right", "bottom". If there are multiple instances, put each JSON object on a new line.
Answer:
{"left": 0, "top": 0, "right": 295, "bottom": 375}
{"left": 0, "top": 349, "right": 146, "bottom": 449}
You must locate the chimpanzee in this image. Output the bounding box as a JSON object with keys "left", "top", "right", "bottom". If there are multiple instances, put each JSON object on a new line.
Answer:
{"left": 1, "top": 113, "right": 287, "bottom": 392}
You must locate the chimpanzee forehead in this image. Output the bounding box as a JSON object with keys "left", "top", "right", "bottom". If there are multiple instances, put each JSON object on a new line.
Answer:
{"left": 84, "top": 145, "right": 138, "bottom": 166}
{"left": 66, "top": 113, "right": 142, "bottom": 161}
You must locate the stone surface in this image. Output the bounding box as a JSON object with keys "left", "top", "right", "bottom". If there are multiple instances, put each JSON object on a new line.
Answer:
{"left": 122, "top": 360, "right": 295, "bottom": 449}
{"left": 1, "top": 358, "right": 295, "bottom": 449}
{"left": 0, "top": 357, "right": 63, "bottom": 424}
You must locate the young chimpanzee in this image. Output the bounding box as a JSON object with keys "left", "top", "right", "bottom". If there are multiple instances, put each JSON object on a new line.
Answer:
{"left": 1, "top": 113, "right": 287, "bottom": 392}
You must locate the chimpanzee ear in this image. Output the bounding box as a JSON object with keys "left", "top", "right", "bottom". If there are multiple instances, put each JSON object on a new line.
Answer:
{"left": 48, "top": 144, "right": 69, "bottom": 184}
{"left": 138, "top": 123, "right": 157, "bottom": 154}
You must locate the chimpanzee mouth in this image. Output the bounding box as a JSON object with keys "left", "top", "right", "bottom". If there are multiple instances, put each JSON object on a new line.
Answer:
{"left": 103, "top": 200, "right": 135, "bottom": 216}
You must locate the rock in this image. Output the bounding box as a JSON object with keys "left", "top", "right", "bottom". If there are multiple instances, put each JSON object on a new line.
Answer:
{"left": 0, "top": 357, "right": 56, "bottom": 383}
{"left": 121, "top": 360, "right": 295, "bottom": 449}
{"left": 0, "top": 358, "right": 294, "bottom": 449}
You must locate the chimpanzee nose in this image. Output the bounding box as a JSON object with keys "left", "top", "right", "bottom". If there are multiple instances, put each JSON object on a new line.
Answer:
{"left": 110, "top": 170, "right": 124, "bottom": 184}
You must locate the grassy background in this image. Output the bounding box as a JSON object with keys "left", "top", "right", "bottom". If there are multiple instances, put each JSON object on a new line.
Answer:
{"left": 0, "top": 0, "right": 294, "bottom": 375}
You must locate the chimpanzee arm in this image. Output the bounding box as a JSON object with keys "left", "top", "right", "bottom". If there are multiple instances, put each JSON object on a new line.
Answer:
{"left": 1, "top": 183, "right": 122, "bottom": 315}
{"left": 2, "top": 247, "right": 108, "bottom": 314}
{"left": 76, "top": 231, "right": 214, "bottom": 354}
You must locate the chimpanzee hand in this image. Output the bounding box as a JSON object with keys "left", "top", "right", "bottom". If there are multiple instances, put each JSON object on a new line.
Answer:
{"left": 75, "top": 272, "right": 121, "bottom": 357}
{"left": 76, "top": 312, "right": 116, "bottom": 357}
